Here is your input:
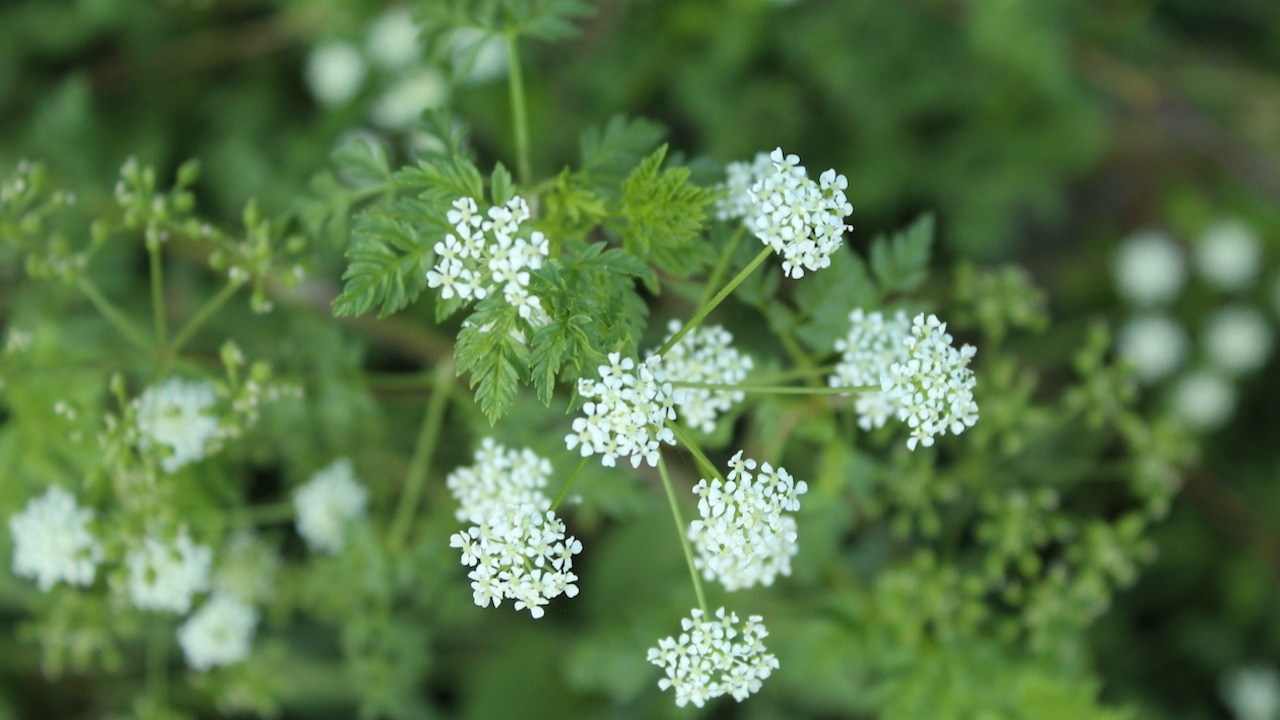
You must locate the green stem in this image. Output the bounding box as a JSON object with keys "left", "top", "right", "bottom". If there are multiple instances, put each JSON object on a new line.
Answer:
{"left": 148, "top": 243, "right": 168, "bottom": 347}
{"left": 698, "top": 226, "right": 746, "bottom": 308}
{"left": 232, "top": 501, "right": 296, "bottom": 527}
{"left": 169, "top": 280, "right": 242, "bottom": 354}
{"left": 665, "top": 421, "right": 728, "bottom": 486}
{"left": 748, "top": 363, "right": 839, "bottom": 385}
{"left": 387, "top": 359, "right": 454, "bottom": 552}
{"left": 76, "top": 277, "right": 152, "bottom": 351}
{"left": 672, "top": 380, "right": 879, "bottom": 395}
{"left": 550, "top": 456, "right": 590, "bottom": 512}
{"left": 505, "top": 32, "right": 532, "bottom": 188}
{"left": 657, "top": 456, "right": 708, "bottom": 616}
{"left": 657, "top": 246, "right": 772, "bottom": 357}
{"left": 146, "top": 618, "right": 168, "bottom": 704}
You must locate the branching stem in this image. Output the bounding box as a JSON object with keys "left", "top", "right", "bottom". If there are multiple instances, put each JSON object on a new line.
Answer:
{"left": 657, "top": 246, "right": 772, "bottom": 356}
{"left": 657, "top": 456, "right": 708, "bottom": 616}
{"left": 387, "top": 359, "right": 454, "bottom": 552}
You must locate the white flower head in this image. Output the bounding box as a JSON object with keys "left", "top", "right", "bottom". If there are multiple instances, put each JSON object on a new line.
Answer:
{"left": 654, "top": 320, "right": 753, "bottom": 433}
{"left": 830, "top": 308, "right": 912, "bottom": 430}
{"left": 689, "top": 451, "right": 807, "bottom": 591}
{"left": 1113, "top": 229, "right": 1185, "bottom": 306}
{"left": 293, "top": 458, "right": 368, "bottom": 555}
{"left": 881, "top": 314, "right": 980, "bottom": 450}
{"left": 1203, "top": 305, "right": 1274, "bottom": 376}
{"left": 1170, "top": 370, "right": 1237, "bottom": 432}
{"left": 647, "top": 608, "right": 779, "bottom": 708}
{"left": 213, "top": 530, "right": 280, "bottom": 604}
{"left": 1222, "top": 665, "right": 1280, "bottom": 720}
{"left": 134, "top": 377, "right": 222, "bottom": 473}
{"left": 366, "top": 6, "right": 420, "bottom": 71}
{"left": 306, "top": 41, "right": 366, "bottom": 107}
{"left": 371, "top": 67, "right": 448, "bottom": 130}
{"left": 448, "top": 27, "right": 509, "bottom": 84}
{"left": 9, "top": 486, "right": 103, "bottom": 591}
{"left": 447, "top": 441, "right": 582, "bottom": 618}
{"left": 565, "top": 352, "right": 679, "bottom": 468}
{"left": 1116, "top": 314, "right": 1188, "bottom": 384}
{"left": 126, "top": 526, "right": 213, "bottom": 614}
{"left": 715, "top": 152, "right": 773, "bottom": 223}
{"left": 1197, "top": 219, "right": 1261, "bottom": 292}
{"left": 177, "top": 593, "right": 258, "bottom": 672}
{"left": 746, "top": 148, "right": 852, "bottom": 279}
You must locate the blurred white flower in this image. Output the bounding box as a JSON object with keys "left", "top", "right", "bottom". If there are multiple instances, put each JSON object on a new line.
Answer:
{"left": 448, "top": 27, "right": 509, "bottom": 84}
{"left": 647, "top": 608, "right": 778, "bottom": 708}
{"left": 830, "top": 308, "right": 912, "bottom": 430}
{"left": 1203, "top": 305, "right": 1274, "bottom": 376}
{"left": 655, "top": 320, "right": 753, "bottom": 433}
{"left": 135, "top": 377, "right": 221, "bottom": 474}
{"left": 1112, "top": 229, "right": 1185, "bottom": 306}
{"left": 213, "top": 530, "right": 280, "bottom": 604}
{"left": 371, "top": 67, "right": 448, "bottom": 130}
{"left": 366, "top": 6, "right": 419, "bottom": 71}
{"left": 306, "top": 42, "right": 366, "bottom": 107}
{"left": 126, "top": 526, "right": 213, "bottom": 614}
{"left": 715, "top": 152, "right": 772, "bottom": 223}
{"left": 177, "top": 594, "right": 258, "bottom": 671}
{"left": 1197, "top": 219, "right": 1261, "bottom": 292}
{"left": 1170, "top": 370, "right": 1236, "bottom": 432}
{"left": 293, "top": 458, "right": 368, "bottom": 555}
{"left": 9, "top": 486, "right": 102, "bottom": 591}
{"left": 1116, "top": 314, "right": 1187, "bottom": 384}
{"left": 1222, "top": 665, "right": 1280, "bottom": 720}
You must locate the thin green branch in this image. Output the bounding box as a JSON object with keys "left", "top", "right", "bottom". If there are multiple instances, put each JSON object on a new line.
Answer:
{"left": 671, "top": 380, "right": 879, "bottom": 395}
{"left": 748, "top": 363, "right": 839, "bottom": 385}
{"left": 148, "top": 243, "right": 168, "bottom": 347}
{"left": 231, "top": 501, "right": 296, "bottom": 527}
{"left": 665, "top": 420, "right": 727, "bottom": 486}
{"left": 76, "top": 277, "right": 152, "bottom": 351}
{"left": 387, "top": 359, "right": 455, "bottom": 553}
{"left": 550, "top": 456, "right": 590, "bottom": 512}
{"left": 657, "top": 456, "right": 708, "bottom": 616}
{"left": 505, "top": 32, "right": 533, "bottom": 188}
{"left": 169, "top": 280, "right": 242, "bottom": 353}
{"left": 698, "top": 225, "right": 746, "bottom": 308}
{"left": 658, "top": 246, "right": 772, "bottom": 357}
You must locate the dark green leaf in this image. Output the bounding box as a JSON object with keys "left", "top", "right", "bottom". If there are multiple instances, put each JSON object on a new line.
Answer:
{"left": 868, "top": 213, "right": 934, "bottom": 295}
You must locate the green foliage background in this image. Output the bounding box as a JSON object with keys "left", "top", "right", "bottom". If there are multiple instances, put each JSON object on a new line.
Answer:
{"left": 1, "top": 0, "right": 1279, "bottom": 718}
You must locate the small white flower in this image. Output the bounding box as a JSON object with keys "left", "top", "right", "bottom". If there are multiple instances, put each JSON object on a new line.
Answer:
{"left": 1222, "top": 665, "right": 1280, "bottom": 720}
{"left": 746, "top": 148, "right": 852, "bottom": 279}
{"left": 1116, "top": 314, "right": 1188, "bottom": 384}
{"left": 830, "top": 308, "right": 912, "bottom": 430}
{"left": 1170, "top": 370, "right": 1237, "bottom": 432}
{"left": 689, "top": 451, "right": 807, "bottom": 591}
{"left": 177, "top": 593, "right": 258, "bottom": 672}
{"left": 1112, "top": 229, "right": 1185, "bottom": 306}
{"left": 1203, "top": 305, "right": 1273, "bottom": 376}
{"left": 881, "top": 313, "right": 980, "bottom": 450}
{"left": 293, "top": 458, "right": 368, "bottom": 555}
{"left": 565, "top": 353, "right": 679, "bottom": 468}
{"left": 306, "top": 42, "right": 366, "bottom": 107}
{"left": 134, "top": 377, "right": 221, "bottom": 473}
{"left": 1197, "top": 219, "right": 1261, "bottom": 292}
{"left": 126, "top": 526, "right": 213, "bottom": 614}
{"left": 371, "top": 67, "right": 448, "bottom": 130}
{"left": 647, "top": 608, "right": 779, "bottom": 708}
{"left": 365, "top": 6, "right": 420, "bottom": 71}
{"left": 714, "top": 152, "right": 773, "bottom": 223}
{"left": 655, "top": 320, "right": 753, "bottom": 433}
{"left": 9, "top": 486, "right": 102, "bottom": 591}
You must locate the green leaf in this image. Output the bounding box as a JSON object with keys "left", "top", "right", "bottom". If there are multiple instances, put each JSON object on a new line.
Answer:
{"left": 331, "top": 210, "right": 431, "bottom": 318}
{"left": 394, "top": 155, "right": 485, "bottom": 203}
{"left": 868, "top": 213, "right": 934, "bottom": 295}
{"left": 490, "top": 162, "right": 515, "bottom": 206}
{"left": 455, "top": 297, "right": 530, "bottom": 424}
{"left": 614, "top": 144, "right": 716, "bottom": 277}
{"left": 578, "top": 115, "right": 666, "bottom": 190}
{"left": 793, "top": 246, "right": 880, "bottom": 353}
{"left": 506, "top": 0, "right": 595, "bottom": 40}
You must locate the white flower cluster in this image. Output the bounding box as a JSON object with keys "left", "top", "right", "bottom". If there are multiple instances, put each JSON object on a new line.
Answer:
{"left": 134, "top": 377, "right": 222, "bottom": 473}
{"left": 9, "top": 486, "right": 103, "bottom": 591}
{"left": 447, "top": 441, "right": 582, "bottom": 619}
{"left": 655, "top": 320, "right": 753, "bottom": 433}
{"left": 745, "top": 147, "right": 852, "bottom": 279}
{"left": 829, "top": 309, "right": 913, "bottom": 430}
{"left": 1204, "top": 305, "right": 1273, "bottom": 376}
{"left": 177, "top": 593, "right": 259, "bottom": 672}
{"left": 882, "top": 314, "right": 980, "bottom": 450}
{"left": 126, "top": 526, "right": 213, "bottom": 614}
{"left": 714, "top": 152, "right": 771, "bottom": 222}
{"left": 1115, "top": 314, "right": 1188, "bottom": 384}
{"left": 1198, "top": 219, "right": 1261, "bottom": 292}
{"left": 426, "top": 195, "right": 551, "bottom": 323}
{"left": 1112, "top": 229, "right": 1186, "bottom": 306}
{"left": 293, "top": 458, "right": 368, "bottom": 555}
{"left": 647, "top": 607, "right": 778, "bottom": 708}
{"left": 1222, "top": 665, "right": 1280, "bottom": 720}
{"left": 689, "top": 452, "right": 807, "bottom": 591}
{"left": 565, "top": 353, "right": 679, "bottom": 468}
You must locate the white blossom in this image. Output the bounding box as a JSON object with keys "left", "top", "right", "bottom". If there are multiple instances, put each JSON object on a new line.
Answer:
{"left": 714, "top": 152, "right": 772, "bottom": 223}
{"left": 830, "top": 308, "right": 912, "bottom": 430}
{"left": 9, "top": 486, "right": 102, "bottom": 591}
{"left": 1203, "top": 305, "right": 1273, "bottom": 376}
{"left": 881, "top": 313, "right": 980, "bottom": 450}
{"left": 565, "top": 352, "right": 680, "bottom": 468}
{"left": 1116, "top": 314, "right": 1188, "bottom": 384}
{"left": 365, "top": 6, "right": 419, "bottom": 71}
{"left": 746, "top": 148, "right": 852, "bottom": 279}
{"left": 1112, "top": 229, "right": 1185, "bottom": 306}
{"left": 134, "top": 377, "right": 221, "bottom": 473}
{"left": 293, "top": 458, "right": 368, "bottom": 555}
{"left": 647, "top": 608, "right": 779, "bottom": 708}
{"left": 1197, "top": 219, "right": 1261, "bottom": 292}
{"left": 446, "top": 441, "right": 581, "bottom": 618}
{"left": 1222, "top": 665, "right": 1280, "bottom": 720}
{"left": 689, "top": 451, "right": 807, "bottom": 591}
{"left": 655, "top": 320, "right": 753, "bottom": 433}
{"left": 371, "top": 67, "right": 448, "bottom": 130}
{"left": 1170, "top": 370, "right": 1236, "bottom": 432}
{"left": 177, "top": 594, "right": 258, "bottom": 672}
{"left": 305, "top": 42, "right": 366, "bottom": 107}
{"left": 126, "top": 526, "right": 213, "bottom": 614}
{"left": 426, "top": 195, "right": 550, "bottom": 324}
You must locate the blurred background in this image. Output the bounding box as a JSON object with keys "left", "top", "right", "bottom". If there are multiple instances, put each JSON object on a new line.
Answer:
{"left": 1, "top": 0, "right": 1279, "bottom": 717}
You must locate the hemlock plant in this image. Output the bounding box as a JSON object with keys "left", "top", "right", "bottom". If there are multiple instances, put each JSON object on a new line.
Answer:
{"left": 0, "top": 2, "right": 1191, "bottom": 718}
